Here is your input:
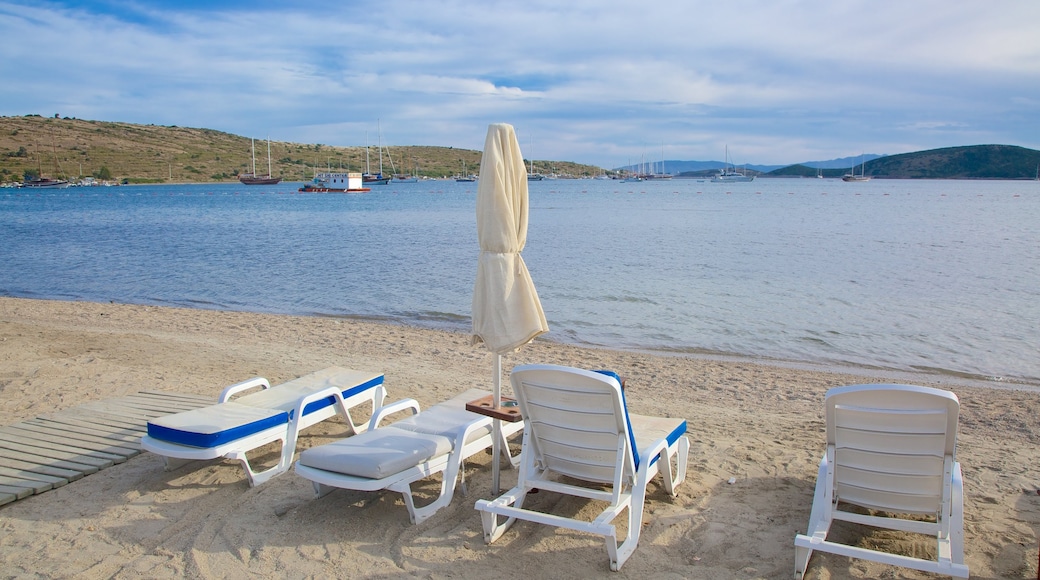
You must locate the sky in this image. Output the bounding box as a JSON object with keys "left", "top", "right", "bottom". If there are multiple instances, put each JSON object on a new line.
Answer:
{"left": 2, "top": 1, "right": 1038, "bottom": 168}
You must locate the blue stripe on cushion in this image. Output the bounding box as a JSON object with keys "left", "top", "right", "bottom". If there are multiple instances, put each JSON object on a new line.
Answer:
{"left": 298, "top": 374, "right": 385, "bottom": 417}
{"left": 592, "top": 369, "right": 642, "bottom": 469}
{"left": 146, "top": 410, "right": 289, "bottom": 449}
{"left": 648, "top": 419, "right": 687, "bottom": 467}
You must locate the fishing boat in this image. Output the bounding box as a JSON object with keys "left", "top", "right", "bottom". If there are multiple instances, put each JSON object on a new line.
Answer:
{"left": 298, "top": 172, "right": 370, "bottom": 193}
{"left": 239, "top": 138, "right": 281, "bottom": 185}
{"left": 711, "top": 146, "right": 755, "bottom": 182}
{"left": 842, "top": 156, "right": 871, "bottom": 182}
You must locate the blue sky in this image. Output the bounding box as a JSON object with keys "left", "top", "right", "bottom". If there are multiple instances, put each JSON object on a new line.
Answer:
{"left": 3, "top": 1, "right": 1038, "bottom": 167}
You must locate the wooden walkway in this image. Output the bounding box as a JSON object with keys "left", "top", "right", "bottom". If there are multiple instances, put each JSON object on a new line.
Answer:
{"left": 0, "top": 391, "right": 212, "bottom": 506}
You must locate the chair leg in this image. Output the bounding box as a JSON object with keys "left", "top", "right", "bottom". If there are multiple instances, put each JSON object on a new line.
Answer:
{"left": 477, "top": 487, "right": 529, "bottom": 543}
{"left": 795, "top": 455, "right": 832, "bottom": 579}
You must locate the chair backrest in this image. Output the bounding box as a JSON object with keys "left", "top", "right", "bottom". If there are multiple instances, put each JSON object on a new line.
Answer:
{"left": 510, "top": 365, "right": 635, "bottom": 484}
{"left": 826, "top": 384, "right": 960, "bottom": 515}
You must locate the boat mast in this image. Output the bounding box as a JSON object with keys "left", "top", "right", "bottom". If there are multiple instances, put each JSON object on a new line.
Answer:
{"left": 266, "top": 137, "right": 273, "bottom": 177}
{"left": 250, "top": 138, "right": 257, "bottom": 176}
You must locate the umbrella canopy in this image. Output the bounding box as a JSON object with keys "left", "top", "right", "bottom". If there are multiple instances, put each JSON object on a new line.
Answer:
{"left": 471, "top": 123, "right": 548, "bottom": 494}
{"left": 472, "top": 123, "right": 548, "bottom": 354}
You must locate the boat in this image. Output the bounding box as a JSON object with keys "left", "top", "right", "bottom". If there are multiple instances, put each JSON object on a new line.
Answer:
{"left": 711, "top": 146, "right": 755, "bottom": 182}
{"left": 22, "top": 141, "right": 70, "bottom": 188}
{"left": 21, "top": 176, "right": 69, "bottom": 189}
{"left": 456, "top": 160, "right": 477, "bottom": 182}
{"left": 362, "top": 123, "right": 392, "bottom": 185}
{"left": 239, "top": 138, "right": 281, "bottom": 185}
{"left": 298, "top": 172, "right": 371, "bottom": 193}
{"left": 393, "top": 158, "right": 421, "bottom": 183}
{"left": 842, "top": 156, "right": 871, "bottom": 182}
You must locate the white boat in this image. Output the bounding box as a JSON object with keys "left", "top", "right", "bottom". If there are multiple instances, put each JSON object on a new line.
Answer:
{"left": 711, "top": 146, "right": 755, "bottom": 182}
{"left": 299, "top": 172, "right": 370, "bottom": 193}
{"left": 842, "top": 156, "right": 871, "bottom": 182}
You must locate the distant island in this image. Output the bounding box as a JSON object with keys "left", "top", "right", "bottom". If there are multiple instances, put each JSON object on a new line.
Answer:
{"left": 2, "top": 114, "right": 1038, "bottom": 185}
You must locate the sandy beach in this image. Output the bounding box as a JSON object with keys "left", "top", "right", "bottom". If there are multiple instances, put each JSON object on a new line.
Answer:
{"left": 0, "top": 296, "right": 1037, "bottom": 578}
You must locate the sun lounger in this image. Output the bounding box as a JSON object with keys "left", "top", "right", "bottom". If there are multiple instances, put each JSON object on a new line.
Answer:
{"left": 794, "top": 383, "right": 969, "bottom": 578}
{"left": 294, "top": 388, "right": 524, "bottom": 524}
{"left": 474, "top": 365, "right": 689, "bottom": 571}
{"left": 141, "top": 367, "right": 385, "bottom": 486}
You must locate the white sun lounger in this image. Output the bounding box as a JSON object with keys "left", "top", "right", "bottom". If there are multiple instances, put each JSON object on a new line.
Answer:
{"left": 474, "top": 365, "right": 689, "bottom": 571}
{"left": 794, "top": 383, "right": 969, "bottom": 578}
{"left": 141, "top": 367, "right": 386, "bottom": 486}
{"left": 294, "top": 388, "right": 524, "bottom": 524}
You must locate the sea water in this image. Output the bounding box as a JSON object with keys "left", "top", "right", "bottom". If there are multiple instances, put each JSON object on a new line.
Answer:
{"left": 1, "top": 178, "right": 1037, "bottom": 387}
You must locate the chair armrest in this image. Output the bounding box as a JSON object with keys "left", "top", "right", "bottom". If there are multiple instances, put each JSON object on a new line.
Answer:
{"left": 367, "top": 398, "right": 421, "bottom": 431}
{"left": 218, "top": 377, "right": 271, "bottom": 402}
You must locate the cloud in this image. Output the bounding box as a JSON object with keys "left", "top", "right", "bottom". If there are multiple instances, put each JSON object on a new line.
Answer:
{"left": 2, "top": 0, "right": 1039, "bottom": 165}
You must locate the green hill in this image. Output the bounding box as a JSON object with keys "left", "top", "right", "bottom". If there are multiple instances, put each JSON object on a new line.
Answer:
{"left": 0, "top": 115, "right": 603, "bottom": 184}
{"left": 770, "top": 145, "right": 1040, "bottom": 179}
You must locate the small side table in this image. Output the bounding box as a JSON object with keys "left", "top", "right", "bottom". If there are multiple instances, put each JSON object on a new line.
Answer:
{"left": 465, "top": 394, "right": 524, "bottom": 422}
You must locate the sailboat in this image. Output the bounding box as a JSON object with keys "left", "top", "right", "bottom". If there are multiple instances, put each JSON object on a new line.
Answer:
{"left": 842, "top": 156, "right": 871, "bottom": 182}
{"left": 22, "top": 142, "right": 69, "bottom": 188}
{"left": 711, "top": 146, "right": 755, "bottom": 182}
{"left": 239, "top": 137, "right": 281, "bottom": 185}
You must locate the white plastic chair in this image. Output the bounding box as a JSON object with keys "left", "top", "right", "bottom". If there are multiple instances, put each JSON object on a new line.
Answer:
{"left": 475, "top": 365, "right": 689, "bottom": 571}
{"left": 142, "top": 367, "right": 385, "bottom": 486}
{"left": 794, "top": 383, "right": 969, "bottom": 578}
{"left": 295, "top": 388, "right": 524, "bottom": 524}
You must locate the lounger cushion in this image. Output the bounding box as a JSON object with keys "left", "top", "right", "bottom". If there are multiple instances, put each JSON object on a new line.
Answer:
{"left": 146, "top": 402, "right": 288, "bottom": 449}
{"left": 629, "top": 414, "right": 687, "bottom": 468}
{"left": 146, "top": 367, "right": 384, "bottom": 449}
{"left": 236, "top": 368, "right": 384, "bottom": 417}
{"left": 298, "top": 426, "right": 453, "bottom": 480}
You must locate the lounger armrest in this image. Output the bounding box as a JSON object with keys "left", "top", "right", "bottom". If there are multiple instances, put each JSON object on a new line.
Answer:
{"left": 219, "top": 377, "right": 271, "bottom": 403}
{"left": 638, "top": 437, "right": 671, "bottom": 478}
{"left": 368, "top": 398, "right": 421, "bottom": 431}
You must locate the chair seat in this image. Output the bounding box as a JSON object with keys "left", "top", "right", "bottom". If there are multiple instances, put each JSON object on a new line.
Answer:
{"left": 299, "top": 426, "right": 452, "bottom": 480}
{"left": 236, "top": 368, "right": 384, "bottom": 416}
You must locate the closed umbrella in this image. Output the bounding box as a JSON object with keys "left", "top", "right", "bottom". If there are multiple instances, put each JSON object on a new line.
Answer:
{"left": 472, "top": 123, "right": 548, "bottom": 492}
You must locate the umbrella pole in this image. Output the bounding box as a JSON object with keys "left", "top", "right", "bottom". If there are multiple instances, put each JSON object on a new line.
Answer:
{"left": 492, "top": 353, "right": 502, "bottom": 494}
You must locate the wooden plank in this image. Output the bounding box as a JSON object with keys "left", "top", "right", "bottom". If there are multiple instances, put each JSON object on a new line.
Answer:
{"left": 137, "top": 390, "right": 215, "bottom": 405}
{"left": 0, "top": 484, "right": 33, "bottom": 501}
{"left": 33, "top": 415, "right": 146, "bottom": 438}
{"left": 25, "top": 418, "right": 141, "bottom": 444}
{"left": 0, "top": 389, "right": 216, "bottom": 506}
{"left": 0, "top": 436, "right": 116, "bottom": 469}
{"left": 7, "top": 423, "right": 140, "bottom": 456}
{"left": 0, "top": 474, "right": 53, "bottom": 494}
{"left": 119, "top": 397, "right": 206, "bottom": 415}
{"left": 1, "top": 425, "right": 136, "bottom": 458}
{"left": 0, "top": 465, "right": 68, "bottom": 488}
{"left": 0, "top": 448, "right": 95, "bottom": 477}
{"left": 36, "top": 410, "right": 148, "bottom": 434}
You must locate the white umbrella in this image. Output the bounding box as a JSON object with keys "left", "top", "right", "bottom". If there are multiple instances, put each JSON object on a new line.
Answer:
{"left": 472, "top": 123, "right": 548, "bottom": 492}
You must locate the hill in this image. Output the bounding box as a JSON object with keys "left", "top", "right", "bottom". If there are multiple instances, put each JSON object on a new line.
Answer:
{"left": 0, "top": 115, "right": 604, "bottom": 184}
{"left": 769, "top": 145, "right": 1040, "bottom": 179}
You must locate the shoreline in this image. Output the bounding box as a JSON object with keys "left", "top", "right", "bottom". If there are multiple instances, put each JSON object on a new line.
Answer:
{"left": 1, "top": 296, "right": 1038, "bottom": 577}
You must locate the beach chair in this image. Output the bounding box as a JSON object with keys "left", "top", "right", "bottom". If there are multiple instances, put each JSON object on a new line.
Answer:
{"left": 794, "top": 384, "right": 969, "bottom": 578}
{"left": 474, "top": 365, "right": 689, "bottom": 571}
{"left": 141, "top": 367, "right": 385, "bottom": 487}
{"left": 294, "top": 388, "right": 524, "bottom": 524}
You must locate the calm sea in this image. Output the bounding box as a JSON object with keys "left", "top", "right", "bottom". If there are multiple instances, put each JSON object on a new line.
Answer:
{"left": 1, "top": 178, "right": 1037, "bottom": 388}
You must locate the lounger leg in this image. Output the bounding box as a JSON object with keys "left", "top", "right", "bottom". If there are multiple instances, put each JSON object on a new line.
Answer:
{"left": 228, "top": 433, "right": 290, "bottom": 487}
{"left": 795, "top": 454, "right": 832, "bottom": 579}
{"left": 476, "top": 487, "right": 529, "bottom": 543}
{"left": 657, "top": 437, "right": 689, "bottom": 496}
